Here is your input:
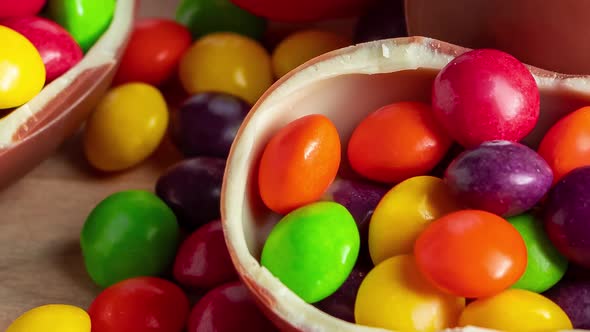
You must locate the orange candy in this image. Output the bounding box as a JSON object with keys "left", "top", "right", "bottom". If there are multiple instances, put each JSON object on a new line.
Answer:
{"left": 347, "top": 101, "right": 452, "bottom": 183}
{"left": 538, "top": 106, "right": 590, "bottom": 184}
{"left": 258, "top": 114, "right": 341, "bottom": 214}
{"left": 414, "top": 210, "right": 527, "bottom": 299}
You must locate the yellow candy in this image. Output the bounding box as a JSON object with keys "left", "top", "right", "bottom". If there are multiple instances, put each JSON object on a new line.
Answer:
{"left": 0, "top": 25, "right": 46, "bottom": 109}
{"left": 272, "top": 29, "right": 350, "bottom": 79}
{"left": 6, "top": 304, "right": 91, "bottom": 332}
{"left": 178, "top": 32, "right": 273, "bottom": 105}
{"left": 355, "top": 254, "right": 465, "bottom": 332}
{"left": 459, "top": 289, "right": 573, "bottom": 332}
{"left": 368, "top": 176, "right": 462, "bottom": 265}
{"left": 84, "top": 82, "right": 168, "bottom": 171}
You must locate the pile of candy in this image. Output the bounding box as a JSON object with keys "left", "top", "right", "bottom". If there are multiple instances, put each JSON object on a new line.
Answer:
{"left": 255, "top": 48, "right": 590, "bottom": 331}
{"left": 0, "top": 0, "right": 115, "bottom": 110}
{"left": 4, "top": 0, "right": 411, "bottom": 331}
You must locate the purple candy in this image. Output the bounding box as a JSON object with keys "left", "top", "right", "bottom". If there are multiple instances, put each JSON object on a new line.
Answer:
{"left": 445, "top": 140, "right": 553, "bottom": 217}
{"left": 353, "top": 0, "right": 407, "bottom": 44}
{"left": 544, "top": 279, "right": 590, "bottom": 329}
{"left": 314, "top": 265, "right": 370, "bottom": 323}
{"left": 545, "top": 166, "right": 590, "bottom": 268}
{"left": 322, "top": 178, "right": 388, "bottom": 268}
{"left": 170, "top": 92, "right": 250, "bottom": 159}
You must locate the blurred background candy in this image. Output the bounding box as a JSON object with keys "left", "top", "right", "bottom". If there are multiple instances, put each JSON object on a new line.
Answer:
{"left": 353, "top": 0, "right": 407, "bottom": 43}
{"left": 0, "top": 0, "right": 46, "bottom": 18}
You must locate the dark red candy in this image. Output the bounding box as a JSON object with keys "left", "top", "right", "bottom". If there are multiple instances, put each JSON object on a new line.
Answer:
{"left": 432, "top": 48, "right": 540, "bottom": 148}
{"left": 88, "top": 276, "right": 190, "bottom": 332}
{"left": 1, "top": 16, "right": 83, "bottom": 82}
{"left": 353, "top": 0, "right": 407, "bottom": 43}
{"left": 187, "top": 281, "right": 278, "bottom": 332}
{"left": 173, "top": 219, "right": 238, "bottom": 290}
{"left": 170, "top": 92, "right": 250, "bottom": 159}
{"left": 0, "top": 0, "right": 46, "bottom": 18}
{"left": 156, "top": 157, "right": 225, "bottom": 231}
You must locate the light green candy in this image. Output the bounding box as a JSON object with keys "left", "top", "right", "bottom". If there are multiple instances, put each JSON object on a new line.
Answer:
{"left": 508, "top": 213, "right": 568, "bottom": 293}
{"left": 49, "top": 0, "right": 116, "bottom": 52}
{"left": 261, "top": 201, "right": 360, "bottom": 303}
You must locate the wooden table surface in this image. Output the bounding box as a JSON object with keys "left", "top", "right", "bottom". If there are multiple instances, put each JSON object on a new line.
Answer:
{"left": 0, "top": 0, "right": 182, "bottom": 328}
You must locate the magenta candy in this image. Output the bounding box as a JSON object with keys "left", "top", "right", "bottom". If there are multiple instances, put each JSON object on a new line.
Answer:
{"left": 0, "top": 16, "right": 83, "bottom": 82}
{"left": 173, "top": 220, "right": 238, "bottom": 290}
{"left": 187, "top": 281, "right": 278, "bottom": 332}
{"left": 0, "top": 0, "right": 46, "bottom": 17}
{"left": 432, "top": 49, "right": 540, "bottom": 148}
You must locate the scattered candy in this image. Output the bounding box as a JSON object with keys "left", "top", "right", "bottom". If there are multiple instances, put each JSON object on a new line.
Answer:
{"left": 544, "top": 279, "right": 590, "bottom": 329}
{"left": 538, "top": 106, "right": 590, "bottom": 184}
{"left": 445, "top": 140, "right": 553, "bottom": 217}
{"left": 173, "top": 219, "right": 238, "bottom": 290}
{"left": 83, "top": 82, "right": 169, "bottom": 171}
{"left": 0, "top": 25, "right": 45, "bottom": 109}
{"left": 355, "top": 255, "right": 465, "bottom": 331}
{"left": 178, "top": 32, "right": 273, "bottom": 105}
{"left": 155, "top": 157, "right": 226, "bottom": 230}
{"left": 170, "top": 92, "right": 250, "bottom": 159}
{"left": 261, "top": 201, "right": 360, "bottom": 303}
{"left": 458, "top": 289, "right": 572, "bottom": 331}
{"left": 347, "top": 101, "right": 452, "bottom": 183}
{"left": 80, "top": 190, "right": 179, "bottom": 288}
{"left": 187, "top": 281, "right": 278, "bottom": 332}
{"left": 176, "top": 0, "right": 266, "bottom": 40}
{"left": 48, "top": 0, "right": 116, "bottom": 52}
{"left": 432, "top": 49, "right": 540, "bottom": 148}
{"left": 508, "top": 213, "right": 568, "bottom": 293}
{"left": 369, "top": 175, "right": 463, "bottom": 265}
{"left": 414, "top": 210, "right": 527, "bottom": 298}
{"left": 88, "top": 277, "right": 190, "bottom": 332}
{"left": 353, "top": 0, "right": 407, "bottom": 43}
{"left": 314, "top": 265, "right": 370, "bottom": 323}
{"left": 0, "top": 0, "right": 46, "bottom": 18}
{"left": 114, "top": 18, "right": 192, "bottom": 86}
{"left": 229, "top": 0, "right": 376, "bottom": 22}
{"left": 545, "top": 166, "right": 590, "bottom": 268}
{"left": 0, "top": 16, "right": 83, "bottom": 83}
{"left": 6, "top": 304, "right": 90, "bottom": 332}
{"left": 271, "top": 29, "right": 350, "bottom": 79}
{"left": 258, "top": 114, "right": 341, "bottom": 214}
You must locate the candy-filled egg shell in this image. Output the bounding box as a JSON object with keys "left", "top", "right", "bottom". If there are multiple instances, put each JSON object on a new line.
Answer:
{"left": 221, "top": 36, "right": 590, "bottom": 332}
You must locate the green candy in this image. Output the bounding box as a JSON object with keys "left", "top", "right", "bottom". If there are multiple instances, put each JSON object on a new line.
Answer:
{"left": 508, "top": 213, "right": 568, "bottom": 293}
{"left": 176, "top": 0, "right": 267, "bottom": 40}
{"left": 80, "top": 190, "right": 179, "bottom": 288}
{"left": 261, "top": 201, "right": 360, "bottom": 303}
{"left": 49, "top": 0, "right": 116, "bottom": 52}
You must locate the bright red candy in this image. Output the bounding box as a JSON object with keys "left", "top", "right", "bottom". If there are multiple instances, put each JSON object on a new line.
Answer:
{"left": 432, "top": 49, "right": 540, "bottom": 148}
{"left": 173, "top": 219, "right": 238, "bottom": 289}
{"left": 0, "top": 0, "right": 46, "bottom": 18}
{"left": 0, "top": 16, "right": 83, "bottom": 82}
{"left": 88, "top": 276, "right": 190, "bottom": 332}
{"left": 114, "top": 18, "right": 192, "bottom": 86}
{"left": 188, "top": 281, "right": 278, "bottom": 332}
{"left": 230, "top": 0, "right": 377, "bottom": 22}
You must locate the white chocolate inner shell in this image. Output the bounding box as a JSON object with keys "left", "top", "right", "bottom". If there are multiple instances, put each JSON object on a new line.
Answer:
{"left": 222, "top": 37, "right": 590, "bottom": 332}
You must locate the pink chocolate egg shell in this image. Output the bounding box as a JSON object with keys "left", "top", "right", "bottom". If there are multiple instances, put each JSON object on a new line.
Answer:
{"left": 221, "top": 36, "right": 590, "bottom": 332}
{"left": 0, "top": 0, "right": 136, "bottom": 189}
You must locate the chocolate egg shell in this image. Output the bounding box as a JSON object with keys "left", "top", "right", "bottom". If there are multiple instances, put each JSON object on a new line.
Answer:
{"left": 221, "top": 36, "right": 590, "bottom": 332}
{"left": 0, "top": 0, "right": 134, "bottom": 190}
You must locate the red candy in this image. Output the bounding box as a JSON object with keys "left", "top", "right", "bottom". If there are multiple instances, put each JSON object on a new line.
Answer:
{"left": 432, "top": 49, "right": 540, "bottom": 148}
{"left": 230, "top": 0, "right": 376, "bottom": 22}
{"left": 188, "top": 281, "right": 278, "bottom": 332}
{"left": 114, "top": 18, "right": 192, "bottom": 86}
{"left": 88, "top": 277, "right": 190, "bottom": 332}
{"left": 0, "top": 0, "right": 46, "bottom": 18}
{"left": 173, "top": 219, "right": 239, "bottom": 290}
{"left": 0, "top": 16, "right": 83, "bottom": 82}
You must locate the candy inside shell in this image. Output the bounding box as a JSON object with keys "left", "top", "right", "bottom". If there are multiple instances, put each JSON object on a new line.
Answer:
{"left": 221, "top": 36, "right": 590, "bottom": 332}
